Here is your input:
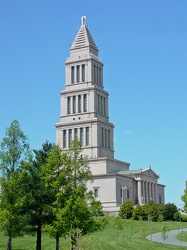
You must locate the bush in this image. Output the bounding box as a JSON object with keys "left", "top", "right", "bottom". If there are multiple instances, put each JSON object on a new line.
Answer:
{"left": 118, "top": 200, "right": 134, "bottom": 219}
{"left": 181, "top": 213, "right": 187, "bottom": 222}
{"left": 160, "top": 203, "right": 178, "bottom": 221}
{"left": 132, "top": 204, "right": 146, "bottom": 220}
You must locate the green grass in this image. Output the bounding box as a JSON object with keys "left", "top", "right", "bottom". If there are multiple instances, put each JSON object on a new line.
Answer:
{"left": 1, "top": 218, "right": 187, "bottom": 250}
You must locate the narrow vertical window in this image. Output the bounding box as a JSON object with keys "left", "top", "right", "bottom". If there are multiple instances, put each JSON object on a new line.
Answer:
{"left": 78, "top": 95, "right": 81, "bottom": 113}
{"left": 80, "top": 128, "right": 83, "bottom": 145}
{"left": 94, "top": 65, "right": 96, "bottom": 82}
{"left": 76, "top": 65, "right": 80, "bottom": 82}
{"left": 82, "top": 64, "right": 85, "bottom": 82}
{"left": 98, "top": 94, "right": 100, "bottom": 113}
{"left": 105, "top": 129, "right": 107, "bottom": 148}
{"left": 86, "top": 127, "right": 89, "bottom": 146}
{"left": 63, "top": 130, "right": 66, "bottom": 148}
{"left": 73, "top": 96, "right": 76, "bottom": 114}
{"left": 102, "top": 128, "right": 104, "bottom": 147}
{"left": 83, "top": 94, "right": 87, "bottom": 112}
{"left": 67, "top": 96, "right": 71, "bottom": 114}
{"left": 94, "top": 188, "right": 98, "bottom": 198}
{"left": 71, "top": 66, "right": 74, "bottom": 83}
{"left": 99, "top": 68, "right": 101, "bottom": 85}
{"left": 74, "top": 128, "right": 78, "bottom": 140}
{"left": 101, "top": 96, "right": 103, "bottom": 114}
{"left": 127, "top": 190, "right": 130, "bottom": 199}
{"left": 69, "top": 129, "right": 72, "bottom": 146}
{"left": 103, "top": 97, "right": 106, "bottom": 115}
{"left": 108, "top": 130, "right": 110, "bottom": 149}
{"left": 97, "top": 66, "right": 99, "bottom": 83}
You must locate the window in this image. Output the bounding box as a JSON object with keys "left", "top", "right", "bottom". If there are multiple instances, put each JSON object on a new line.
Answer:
{"left": 86, "top": 127, "right": 89, "bottom": 146}
{"left": 73, "top": 96, "right": 76, "bottom": 114}
{"left": 105, "top": 129, "right": 107, "bottom": 148}
{"left": 98, "top": 94, "right": 100, "bottom": 113}
{"left": 108, "top": 130, "right": 110, "bottom": 149}
{"left": 76, "top": 65, "right": 80, "bottom": 82}
{"left": 94, "top": 188, "right": 99, "bottom": 198}
{"left": 102, "top": 128, "right": 104, "bottom": 147}
{"left": 78, "top": 95, "right": 81, "bottom": 113}
{"left": 83, "top": 94, "right": 87, "bottom": 112}
{"left": 82, "top": 64, "right": 85, "bottom": 82}
{"left": 80, "top": 128, "right": 83, "bottom": 145}
{"left": 99, "top": 68, "right": 101, "bottom": 85}
{"left": 103, "top": 97, "right": 106, "bottom": 115}
{"left": 74, "top": 128, "right": 78, "bottom": 140}
{"left": 71, "top": 66, "right": 74, "bottom": 83}
{"left": 69, "top": 129, "right": 72, "bottom": 146}
{"left": 94, "top": 65, "right": 96, "bottom": 82}
{"left": 67, "top": 96, "right": 71, "bottom": 114}
{"left": 127, "top": 189, "right": 130, "bottom": 199}
{"left": 120, "top": 188, "right": 123, "bottom": 198}
{"left": 63, "top": 130, "right": 66, "bottom": 148}
{"left": 97, "top": 66, "right": 99, "bottom": 83}
{"left": 159, "top": 196, "right": 162, "bottom": 204}
{"left": 101, "top": 96, "right": 103, "bottom": 114}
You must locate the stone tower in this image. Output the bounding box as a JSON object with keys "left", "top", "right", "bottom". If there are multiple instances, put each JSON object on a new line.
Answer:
{"left": 56, "top": 16, "right": 114, "bottom": 160}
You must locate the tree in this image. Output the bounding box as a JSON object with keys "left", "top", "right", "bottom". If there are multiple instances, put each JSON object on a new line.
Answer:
{"left": 0, "top": 120, "right": 31, "bottom": 250}
{"left": 59, "top": 140, "right": 107, "bottom": 250}
{"left": 41, "top": 145, "right": 67, "bottom": 250}
{"left": 20, "top": 140, "right": 54, "bottom": 250}
{"left": 160, "top": 203, "right": 178, "bottom": 221}
{"left": 118, "top": 200, "right": 134, "bottom": 219}
{"left": 114, "top": 216, "right": 123, "bottom": 239}
{"left": 181, "top": 181, "right": 187, "bottom": 213}
{"left": 132, "top": 204, "right": 146, "bottom": 220}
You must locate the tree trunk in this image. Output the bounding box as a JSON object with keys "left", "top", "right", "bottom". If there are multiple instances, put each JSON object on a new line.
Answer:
{"left": 56, "top": 235, "right": 59, "bottom": 250}
{"left": 71, "top": 232, "right": 78, "bottom": 250}
{"left": 7, "top": 236, "right": 12, "bottom": 250}
{"left": 36, "top": 223, "right": 42, "bottom": 250}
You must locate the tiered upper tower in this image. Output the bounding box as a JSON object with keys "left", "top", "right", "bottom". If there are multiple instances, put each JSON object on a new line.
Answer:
{"left": 56, "top": 16, "right": 114, "bottom": 159}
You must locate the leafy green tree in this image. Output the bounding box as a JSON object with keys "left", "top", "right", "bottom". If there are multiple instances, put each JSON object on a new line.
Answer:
{"left": 114, "top": 216, "right": 123, "bottom": 239}
{"left": 59, "top": 140, "right": 107, "bottom": 250}
{"left": 118, "top": 199, "right": 134, "bottom": 219}
{"left": 0, "top": 120, "right": 31, "bottom": 250}
{"left": 160, "top": 203, "right": 178, "bottom": 221}
{"left": 20, "top": 140, "right": 54, "bottom": 250}
{"left": 142, "top": 200, "right": 160, "bottom": 222}
{"left": 181, "top": 181, "right": 187, "bottom": 213}
{"left": 41, "top": 145, "right": 67, "bottom": 250}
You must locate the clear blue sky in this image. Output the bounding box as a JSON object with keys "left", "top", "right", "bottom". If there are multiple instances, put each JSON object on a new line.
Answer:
{"left": 0, "top": 0, "right": 187, "bottom": 208}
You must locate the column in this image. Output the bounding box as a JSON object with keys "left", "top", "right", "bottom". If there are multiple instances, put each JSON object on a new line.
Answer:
{"left": 138, "top": 180, "right": 142, "bottom": 205}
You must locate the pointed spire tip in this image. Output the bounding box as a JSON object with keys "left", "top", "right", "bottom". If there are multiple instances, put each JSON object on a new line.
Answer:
{"left": 81, "top": 16, "right": 86, "bottom": 26}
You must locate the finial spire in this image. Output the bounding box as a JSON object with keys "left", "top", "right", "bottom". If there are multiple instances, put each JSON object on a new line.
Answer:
{"left": 81, "top": 16, "right": 86, "bottom": 26}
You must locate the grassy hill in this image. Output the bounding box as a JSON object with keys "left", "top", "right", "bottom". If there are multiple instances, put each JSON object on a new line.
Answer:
{"left": 0, "top": 217, "right": 187, "bottom": 250}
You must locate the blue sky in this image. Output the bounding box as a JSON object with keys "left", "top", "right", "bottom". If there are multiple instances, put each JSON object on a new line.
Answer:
{"left": 0, "top": 0, "right": 187, "bottom": 208}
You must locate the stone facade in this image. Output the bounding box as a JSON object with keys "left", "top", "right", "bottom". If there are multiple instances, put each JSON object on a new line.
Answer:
{"left": 56, "top": 16, "right": 165, "bottom": 214}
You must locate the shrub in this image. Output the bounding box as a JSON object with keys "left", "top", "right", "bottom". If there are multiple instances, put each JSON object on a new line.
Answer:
{"left": 118, "top": 200, "right": 134, "bottom": 219}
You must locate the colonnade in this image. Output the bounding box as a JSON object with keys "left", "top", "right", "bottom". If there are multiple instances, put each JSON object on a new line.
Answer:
{"left": 137, "top": 180, "right": 158, "bottom": 205}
